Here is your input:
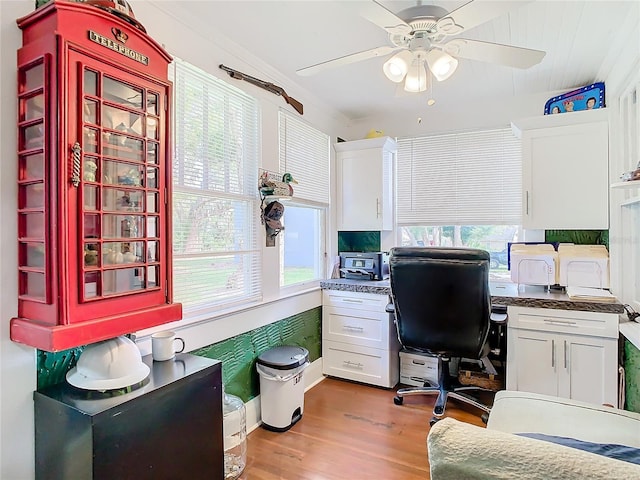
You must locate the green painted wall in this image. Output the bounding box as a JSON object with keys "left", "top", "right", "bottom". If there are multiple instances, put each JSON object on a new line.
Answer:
{"left": 36, "top": 307, "right": 322, "bottom": 399}
{"left": 192, "top": 307, "right": 321, "bottom": 402}
{"left": 624, "top": 339, "right": 640, "bottom": 413}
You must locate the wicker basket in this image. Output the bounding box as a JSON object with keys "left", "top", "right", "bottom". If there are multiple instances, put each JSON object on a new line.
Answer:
{"left": 458, "top": 369, "right": 504, "bottom": 391}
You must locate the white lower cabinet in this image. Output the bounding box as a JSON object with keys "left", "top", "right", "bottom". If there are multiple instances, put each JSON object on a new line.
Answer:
{"left": 322, "top": 290, "right": 400, "bottom": 387}
{"left": 506, "top": 306, "right": 619, "bottom": 406}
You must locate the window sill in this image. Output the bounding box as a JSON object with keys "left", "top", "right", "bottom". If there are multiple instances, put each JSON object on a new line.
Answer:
{"left": 136, "top": 284, "right": 322, "bottom": 338}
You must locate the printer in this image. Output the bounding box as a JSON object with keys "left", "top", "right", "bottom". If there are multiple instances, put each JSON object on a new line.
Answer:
{"left": 339, "top": 252, "right": 389, "bottom": 281}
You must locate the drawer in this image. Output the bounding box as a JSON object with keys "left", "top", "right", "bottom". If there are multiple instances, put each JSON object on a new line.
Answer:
{"left": 323, "top": 306, "right": 389, "bottom": 349}
{"left": 322, "top": 340, "right": 399, "bottom": 388}
{"left": 322, "top": 290, "right": 389, "bottom": 312}
{"left": 507, "top": 306, "right": 619, "bottom": 338}
{"left": 400, "top": 373, "right": 437, "bottom": 387}
{"left": 400, "top": 351, "right": 438, "bottom": 369}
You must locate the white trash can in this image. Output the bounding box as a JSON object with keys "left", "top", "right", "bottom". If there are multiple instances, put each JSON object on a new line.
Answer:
{"left": 256, "top": 346, "right": 309, "bottom": 432}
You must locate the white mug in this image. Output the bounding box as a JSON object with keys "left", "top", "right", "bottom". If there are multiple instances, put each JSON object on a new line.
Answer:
{"left": 151, "top": 331, "right": 185, "bottom": 361}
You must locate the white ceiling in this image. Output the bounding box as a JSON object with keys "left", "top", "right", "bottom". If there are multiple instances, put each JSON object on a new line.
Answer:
{"left": 152, "top": 1, "right": 636, "bottom": 121}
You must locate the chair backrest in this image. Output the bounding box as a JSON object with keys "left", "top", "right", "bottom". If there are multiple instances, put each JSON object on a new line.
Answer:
{"left": 389, "top": 247, "right": 491, "bottom": 359}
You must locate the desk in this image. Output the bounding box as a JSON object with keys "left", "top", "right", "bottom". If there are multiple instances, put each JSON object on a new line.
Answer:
{"left": 320, "top": 279, "right": 624, "bottom": 314}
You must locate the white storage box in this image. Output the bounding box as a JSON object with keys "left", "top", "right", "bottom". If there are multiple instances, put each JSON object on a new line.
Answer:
{"left": 558, "top": 245, "right": 609, "bottom": 288}
{"left": 399, "top": 350, "right": 438, "bottom": 387}
{"left": 510, "top": 244, "right": 558, "bottom": 286}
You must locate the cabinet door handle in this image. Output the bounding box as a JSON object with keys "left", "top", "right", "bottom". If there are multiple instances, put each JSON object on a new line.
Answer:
{"left": 551, "top": 339, "right": 555, "bottom": 367}
{"left": 343, "top": 325, "right": 364, "bottom": 332}
{"left": 544, "top": 319, "right": 577, "bottom": 326}
{"left": 70, "top": 142, "right": 81, "bottom": 187}
{"left": 376, "top": 198, "right": 381, "bottom": 218}
{"left": 341, "top": 298, "right": 364, "bottom": 304}
{"left": 564, "top": 340, "right": 568, "bottom": 369}
{"left": 343, "top": 360, "right": 364, "bottom": 369}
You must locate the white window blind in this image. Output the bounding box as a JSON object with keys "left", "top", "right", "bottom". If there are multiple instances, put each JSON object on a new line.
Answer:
{"left": 172, "top": 58, "right": 261, "bottom": 316}
{"left": 278, "top": 110, "right": 330, "bottom": 204}
{"left": 397, "top": 129, "right": 522, "bottom": 226}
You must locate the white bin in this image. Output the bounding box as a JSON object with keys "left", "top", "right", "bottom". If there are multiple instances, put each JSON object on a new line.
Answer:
{"left": 256, "top": 346, "right": 309, "bottom": 432}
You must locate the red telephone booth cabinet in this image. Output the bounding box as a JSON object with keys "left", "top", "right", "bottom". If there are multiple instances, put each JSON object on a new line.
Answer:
{"left": 12, "top": 0, "right": 182, "bottom": 351}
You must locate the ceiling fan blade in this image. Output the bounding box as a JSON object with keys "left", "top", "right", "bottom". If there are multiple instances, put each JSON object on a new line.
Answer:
{"left": 358, "top": 0, "right": 412, "bottom": 35}
{"left": 296, "top": 45, "right": 399, "bottom": 76}
{"left": 437, "top": 0, "right": 534, "bottom": 35}
{"left": 443, "top": 38, "right": 545, "bottom": 69}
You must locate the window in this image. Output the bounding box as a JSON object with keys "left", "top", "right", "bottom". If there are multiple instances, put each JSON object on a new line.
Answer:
{"left": 278, "top": 110, "right": 330, "bottom": 287}
{"left": 172, "top": 58, "right": 261, "bottom": 316}
{"left": 397, "top": 129, "right": 522, "bottom": 281}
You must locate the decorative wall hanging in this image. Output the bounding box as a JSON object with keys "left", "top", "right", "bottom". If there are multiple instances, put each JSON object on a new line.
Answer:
{"left": 544, "top": 82, "right": 605, "bottom": 115}
{"left": 261, "top": 200, "right": 284, "bottom": 248}
{"left": 219, "top": 64, "right": 303, "bottom": 115}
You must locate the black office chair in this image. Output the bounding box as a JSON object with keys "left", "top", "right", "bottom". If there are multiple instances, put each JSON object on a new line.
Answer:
{"left": 387, "top": 247, "right": 493, "bottom": 425}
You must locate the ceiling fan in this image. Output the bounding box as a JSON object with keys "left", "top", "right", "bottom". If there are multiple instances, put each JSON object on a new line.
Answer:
{"left": 296, "top": 0, "right": 546, "bottom": 92}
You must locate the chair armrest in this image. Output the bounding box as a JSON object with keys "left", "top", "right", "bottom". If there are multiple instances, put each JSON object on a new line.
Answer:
{"left": 488, "top": 391, "right": 640, "bottom": 448}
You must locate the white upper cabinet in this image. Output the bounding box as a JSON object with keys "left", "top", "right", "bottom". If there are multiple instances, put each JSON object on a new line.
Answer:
{"left": 512, "top": 109, "right": 609, "bottom": 230}
{"left": 335, "top": 137, "right": 396, "bottom": 231}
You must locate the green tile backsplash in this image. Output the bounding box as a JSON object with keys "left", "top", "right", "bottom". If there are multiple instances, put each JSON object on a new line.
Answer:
{"left": 545, "top": 230, "right": 608, "bottom": 248}
{"left": 192, "top": 307, "right": 321, "bottom": 402}
{"left": 37, "top": 307, "right": 322, "bottom": 400}
{"left": 37, "top": 347, "right": 84, "bottom": 390}
{"left": 338, "top": 231, "right": 381, "bottom": 252}
{"left": 624, "top": 339, "right": 640, "bottom": 413}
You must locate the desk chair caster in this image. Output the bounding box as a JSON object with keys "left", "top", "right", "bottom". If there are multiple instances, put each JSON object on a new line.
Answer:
{"left": 393, "top": 395, "right": 403, "bottom": 405}
{"left": 481, "top": 412, "right": 489, "bottom": 424}
{"left": 429, "top": 416, "right": 440, "bottom": 427}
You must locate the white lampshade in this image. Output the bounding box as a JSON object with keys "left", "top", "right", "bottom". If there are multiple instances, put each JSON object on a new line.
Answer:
{"left": 404, "top": 60, "right": 428, "bottom": 92}
{"left": 383, "top": 50, "right": 413, "bottom": 83}
{"left": 425, "top": 49, "right": 459, "bottom": 81}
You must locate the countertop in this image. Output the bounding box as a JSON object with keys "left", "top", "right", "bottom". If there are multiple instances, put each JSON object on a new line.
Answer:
{"left": 320, "top": 278, "right": 625, "bottom": 314}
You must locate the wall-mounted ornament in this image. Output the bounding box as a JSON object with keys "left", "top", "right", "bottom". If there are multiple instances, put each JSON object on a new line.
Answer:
{"left": 259, "top": 169, "right": 298, "bottom": 197}
{"left": 258, "top": 169, "right": 299, "bottom": 247}
{"left": 261, "top": 200, "right": 284, "bottom": 248}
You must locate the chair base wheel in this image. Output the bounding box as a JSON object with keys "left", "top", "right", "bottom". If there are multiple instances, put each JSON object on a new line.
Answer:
{"left": 393, "top": 395, "right": 403, "bottom": 405}
{"left": 481, "top": 413, "right": 489, "bottom": 424}
{"left": 429, "top": 417, "right": 440, "bottom": 427}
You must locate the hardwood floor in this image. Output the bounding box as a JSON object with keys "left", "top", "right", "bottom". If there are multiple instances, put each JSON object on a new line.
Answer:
{"left": 238, "top": 377, "right": 494, "bottom": 480}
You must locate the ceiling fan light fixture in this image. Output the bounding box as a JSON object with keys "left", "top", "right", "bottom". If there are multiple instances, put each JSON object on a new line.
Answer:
{"left": 403, "top": 60, "right": 428, "bottom": 93}
{"left": 383, "top": 50, "right": 413, "bottom": 82}
{"left": 425, "top": 49, "right": 458, "bottom": 82}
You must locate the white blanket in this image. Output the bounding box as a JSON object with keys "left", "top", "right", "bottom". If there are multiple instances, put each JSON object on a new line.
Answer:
{"left": 427, "top": 417, "right": 640, "bottom": 480}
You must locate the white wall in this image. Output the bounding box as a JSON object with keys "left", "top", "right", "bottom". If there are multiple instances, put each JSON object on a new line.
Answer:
{"left": 0, "top": 1, "right": 347, "bottom": 478}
